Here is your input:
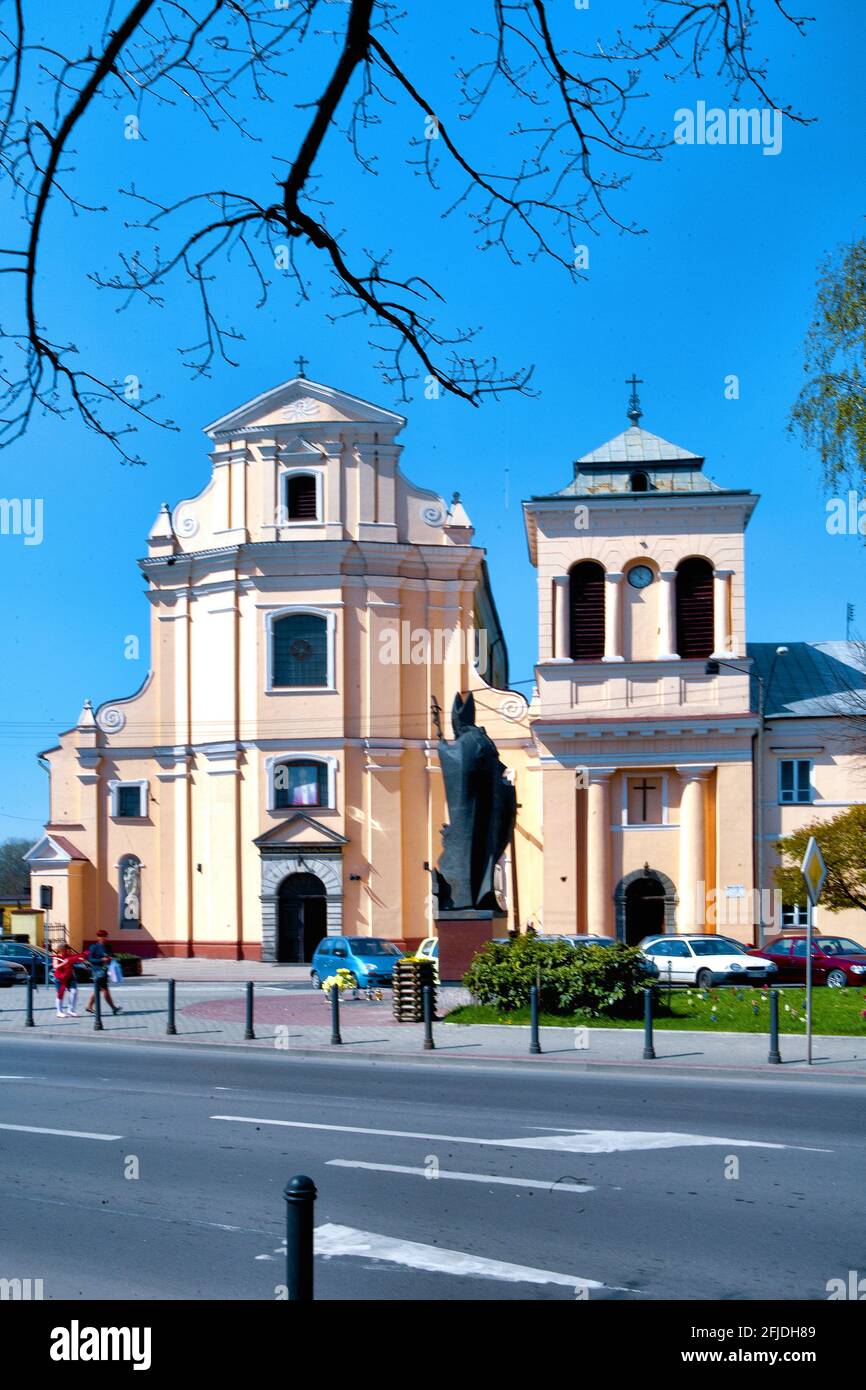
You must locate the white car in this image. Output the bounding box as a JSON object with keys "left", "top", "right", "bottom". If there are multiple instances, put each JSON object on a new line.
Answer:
{"left": 416, "top": 936, "right": 439, "bottom": 981}
{"left": 640, "top": 935, "right": 777, "bottom": 988}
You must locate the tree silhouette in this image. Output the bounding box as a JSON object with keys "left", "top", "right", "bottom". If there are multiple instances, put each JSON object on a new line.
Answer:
{"left": 0, "top": 0, "right": 810, "bottom": 460}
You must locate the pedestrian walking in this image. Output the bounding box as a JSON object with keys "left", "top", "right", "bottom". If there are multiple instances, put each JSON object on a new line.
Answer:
{"left": 52, "top": 944, "right": 86, "bottom": 1017}
{"left": 85, "top": 931, "right": 122, "bottom": 1016}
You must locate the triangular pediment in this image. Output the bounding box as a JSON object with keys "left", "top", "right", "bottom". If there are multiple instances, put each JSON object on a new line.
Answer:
{"left": 24, "top": 833, "right": 89, "bottom": 866}
{"left": 254, "top": 812, "right": 349, "bottom": 849}
{"left": 204, "top": 377, "right": 406, "bottom": 438}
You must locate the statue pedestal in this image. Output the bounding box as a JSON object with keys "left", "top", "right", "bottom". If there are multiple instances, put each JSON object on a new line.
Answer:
{"left": 435, "top": 909, "right": 508, "bottom": 985}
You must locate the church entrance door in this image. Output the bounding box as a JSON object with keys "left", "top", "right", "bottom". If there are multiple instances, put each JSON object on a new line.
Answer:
{"left": 624, "top": 875, "right": 666, "bottom": 946}
{"left": 277, "top": 873, "right": 327, "bottom": 963}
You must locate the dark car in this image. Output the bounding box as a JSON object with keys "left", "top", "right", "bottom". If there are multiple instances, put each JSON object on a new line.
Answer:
{"left": 554, "top": 934, "right": 661, "bottom": 979}
{"left": 0, "top": 941, "right": 51, "bottom": 982}
{"left": 0, "top": 960, "right": 27, "bottom": 988}
{"left": 750, "top": 935, "right": 866, "bottom": 988}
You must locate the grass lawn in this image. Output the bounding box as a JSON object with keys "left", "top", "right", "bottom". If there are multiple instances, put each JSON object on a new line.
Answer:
{"left": 445, "top": 986, "right": 866, "bottom": 1035}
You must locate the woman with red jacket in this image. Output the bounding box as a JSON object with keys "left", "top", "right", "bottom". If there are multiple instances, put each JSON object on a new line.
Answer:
{"left": 52, "top": 944, "right": 87, "bottom": 1017}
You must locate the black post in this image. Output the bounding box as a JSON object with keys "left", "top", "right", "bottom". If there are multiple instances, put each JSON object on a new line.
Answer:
{"left": 166, "top": 978, "right": 177, "bottom": 1036}
{"left": 423, "top": 983, "right": 435, "bottom": 1051}
{"left": 284, "top": 1175, "right": 317, "bottom": 1302}
{"left": 93, "top": 975, "right": 104, "bottom": 1032}
{"left": 244, "top": 981, "right": 255, "bottom": 1040}
{"left": 529, "top": 983, "right": 541, "bottom": 1054}
{"left": 330, "top": 983, "right": 342, "bottom": 1045}
{"left": 25, "top": 966, "right": 35, "bottom": 1027}
{"left": 767, "top": 988, "right": 781, "bottom": 1065}
{"left": 642, "top": 986, "right": 656, "bottom": 1060}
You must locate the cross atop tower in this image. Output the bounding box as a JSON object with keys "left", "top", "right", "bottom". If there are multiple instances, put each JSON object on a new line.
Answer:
{"left": 626, "top": 373, "right": 643, "bottom": 425}
{"left": 295, "top": 354, "right": 308, "bottom": 378}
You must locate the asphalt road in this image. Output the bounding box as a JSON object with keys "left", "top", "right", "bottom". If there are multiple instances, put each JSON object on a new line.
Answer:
{"left": 0, "top": 1037, "right": 862, "bottom": 1301}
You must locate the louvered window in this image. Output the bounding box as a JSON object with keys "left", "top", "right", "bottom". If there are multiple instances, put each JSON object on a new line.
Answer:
{"left": 272, "top": 613, "right": 328, "bottom": 687}
{"left": 286, "top": 473, "right": 319, "bottom": 521}
{"left": 569, "top": 561, "right": 605, "bottom": 660}
{"left": 675, "top": 558, "right": 714, "bottom": 658}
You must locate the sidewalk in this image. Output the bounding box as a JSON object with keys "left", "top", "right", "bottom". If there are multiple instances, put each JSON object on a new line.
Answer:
{"left": 138, "top": 959, "right": 311, "bottom": 982}
{"left": 3, "top": 979, "right": 866, "bottom": 1075}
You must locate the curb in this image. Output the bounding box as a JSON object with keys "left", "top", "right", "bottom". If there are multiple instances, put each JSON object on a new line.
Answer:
{"left": 4, "top": 1025, "right": 866, "bottom": 1083}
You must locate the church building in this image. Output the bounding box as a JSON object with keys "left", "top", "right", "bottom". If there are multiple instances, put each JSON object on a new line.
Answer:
{"left": 26, "top": 377, "right": 865, "bottom": 956}
{"left": 26, "top": 377, "right": 517, "bottom": 959}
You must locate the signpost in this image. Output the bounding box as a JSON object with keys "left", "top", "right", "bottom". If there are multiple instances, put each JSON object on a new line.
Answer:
{"left": 800, "top": 836, "right": 827, "bottom": 1066}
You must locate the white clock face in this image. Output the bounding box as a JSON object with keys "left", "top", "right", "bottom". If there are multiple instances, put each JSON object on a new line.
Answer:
{"left": 627, "top": 565, "right": 654, "bottom": 590}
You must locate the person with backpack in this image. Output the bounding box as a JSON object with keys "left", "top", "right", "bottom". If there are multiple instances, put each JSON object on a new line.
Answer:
{"left": 85, "top": 931, "right": 122, "bottom": 1015}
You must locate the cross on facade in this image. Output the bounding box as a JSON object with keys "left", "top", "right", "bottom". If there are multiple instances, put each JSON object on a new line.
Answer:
{"left": 626, "top": 373, "right": 643, "bottom": 425}
{"left": 295, "top": 354, "right": 308, "bottom": 377}
{"left": 634, "top": 777, "right": 656, "bottom": 821}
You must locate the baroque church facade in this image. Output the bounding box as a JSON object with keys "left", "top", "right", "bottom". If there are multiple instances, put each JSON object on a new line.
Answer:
{"left": 26, "top": 378, "right": 865, "bottom": 957}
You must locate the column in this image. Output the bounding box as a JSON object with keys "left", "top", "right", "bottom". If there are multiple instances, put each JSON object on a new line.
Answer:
{"left": 552, "top": 575, "right": 570, "bottom": 660}
{"left": 603, "top": 572, "right": 624, "bottom": 662}
{"left": 676, "top": 765, "right": 713, "bottom": 932}
{"left": 586, "top": 768, "right": 615, "bottom": 936}
{"left": 658, "top": 569, "right": 678, "bottom": 660}
{"left": 712, "top": 569, "right": 733, "bottom": 658}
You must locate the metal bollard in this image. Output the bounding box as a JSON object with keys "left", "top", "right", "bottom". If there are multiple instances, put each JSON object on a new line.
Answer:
{"left": 642, "top": 986, "right": 656, "bottom": 1060}
{"left": 166, "top": 978, "right": 177, "bottom": 1036}
{"left": 244, "top": 981, "right": 255, "bottom": 1040}
{"left": 422, "top": 983, "right": 435, "bottom": 1051}
{"left": 529, "top": 984, "right": 541, "bottom": 1055}
{"left": 93, "top": 977, "right": 104, "bottom": 1032}
{"left": 767, "top": 988, "right": 781, "bottom": 1065}
{"left": 284, "top": 1175, "right": 317, "bottom": 1301}
{"left": 330, "top": 982, "right": 342, "bottom": 1045}
{"left": 25, "top": 968, "right": 35, "bottom": 1027}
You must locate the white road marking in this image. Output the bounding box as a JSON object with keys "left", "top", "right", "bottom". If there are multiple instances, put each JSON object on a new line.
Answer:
{"left": 327, "top": 1159, "right": 594, "bottom": 1192}
{"left": 210, "top": 1116, "right": 831, "bottom": 1154}
{"left": 0, "top": 1075, "right": 34, "bottom": 1080}
{"left": 0, "top": 1122, "right": 121, "bottom": 1141}
{"left": 314, "top": 1223, "right": 620, "bottom": 1291}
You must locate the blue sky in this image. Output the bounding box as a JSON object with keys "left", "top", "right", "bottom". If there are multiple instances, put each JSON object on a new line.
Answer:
{"left": 1, "top": 1, "right": 864, "bottom": 832}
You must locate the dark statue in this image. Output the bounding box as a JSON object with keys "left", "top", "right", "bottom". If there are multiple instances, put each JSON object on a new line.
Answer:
{"left": 432, "top": 693, "right": 517, "bottom": 912}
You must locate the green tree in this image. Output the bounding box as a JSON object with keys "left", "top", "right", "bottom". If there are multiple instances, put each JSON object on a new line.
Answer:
{"left": 774, "top": 806, "right": 866, "bottom": 915}
{"left": 0, "top": 838, "right": 32, "bottom": 901}
{"left": 790, "top": 236, "right": 866, "bottom": 492}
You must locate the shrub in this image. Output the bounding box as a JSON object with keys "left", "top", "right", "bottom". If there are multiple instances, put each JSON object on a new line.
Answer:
{"left": 462, "top": 936, "right": 647, "bottom": 1018}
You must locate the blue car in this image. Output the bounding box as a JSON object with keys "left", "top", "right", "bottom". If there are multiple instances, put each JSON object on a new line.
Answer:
{"left": 310, "top": 936, "right": 402, "bottom": 989}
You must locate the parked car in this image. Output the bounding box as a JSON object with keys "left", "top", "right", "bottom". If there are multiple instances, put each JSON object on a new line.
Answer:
{"left": 0, "top": 960, "right": 26, "bottom": 987}
{"left": 310, "top": 936, "right": 402, "bottom": 989}
{"left": 749, "top": 935, "right": 866, "bottom": 988}
{"left": 552, "top": 934, "right": 660, "bottom": 979}
{"left": 639, "top": 934, "right": 777, "bottom": 987}
{"left": 0, "top": 941, "right": 53, "bottom": 983}
{"left": 416, "top": 936, "right": 439, "bottom": 981}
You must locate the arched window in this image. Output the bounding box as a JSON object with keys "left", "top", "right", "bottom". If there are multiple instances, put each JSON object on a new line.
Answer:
{"left": 285, "top": 472, "right": 319, "bottom": 521}
{"left": 629, "top": 471, "right": 649, "bottom": 492}
{"left": 569, "top": 561, "right": 605, "bottom": 660}
{"left": 271, "top": 612, "right": 329, "bottom": 687}
{"left": 273, "top": 760, "right": 329, "bottom": 809}
{"left": 675, "top": 557, "right": 714, "bottom": 658}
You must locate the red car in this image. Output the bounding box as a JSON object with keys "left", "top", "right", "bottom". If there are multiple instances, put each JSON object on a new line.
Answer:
{"left": 749, "top": 935, "right": 866, "bottom": 988}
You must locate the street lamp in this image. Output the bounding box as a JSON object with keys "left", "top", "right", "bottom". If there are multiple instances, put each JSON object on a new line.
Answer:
{"left": 705, "top": 647, "right": 787, "bottom": 946}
